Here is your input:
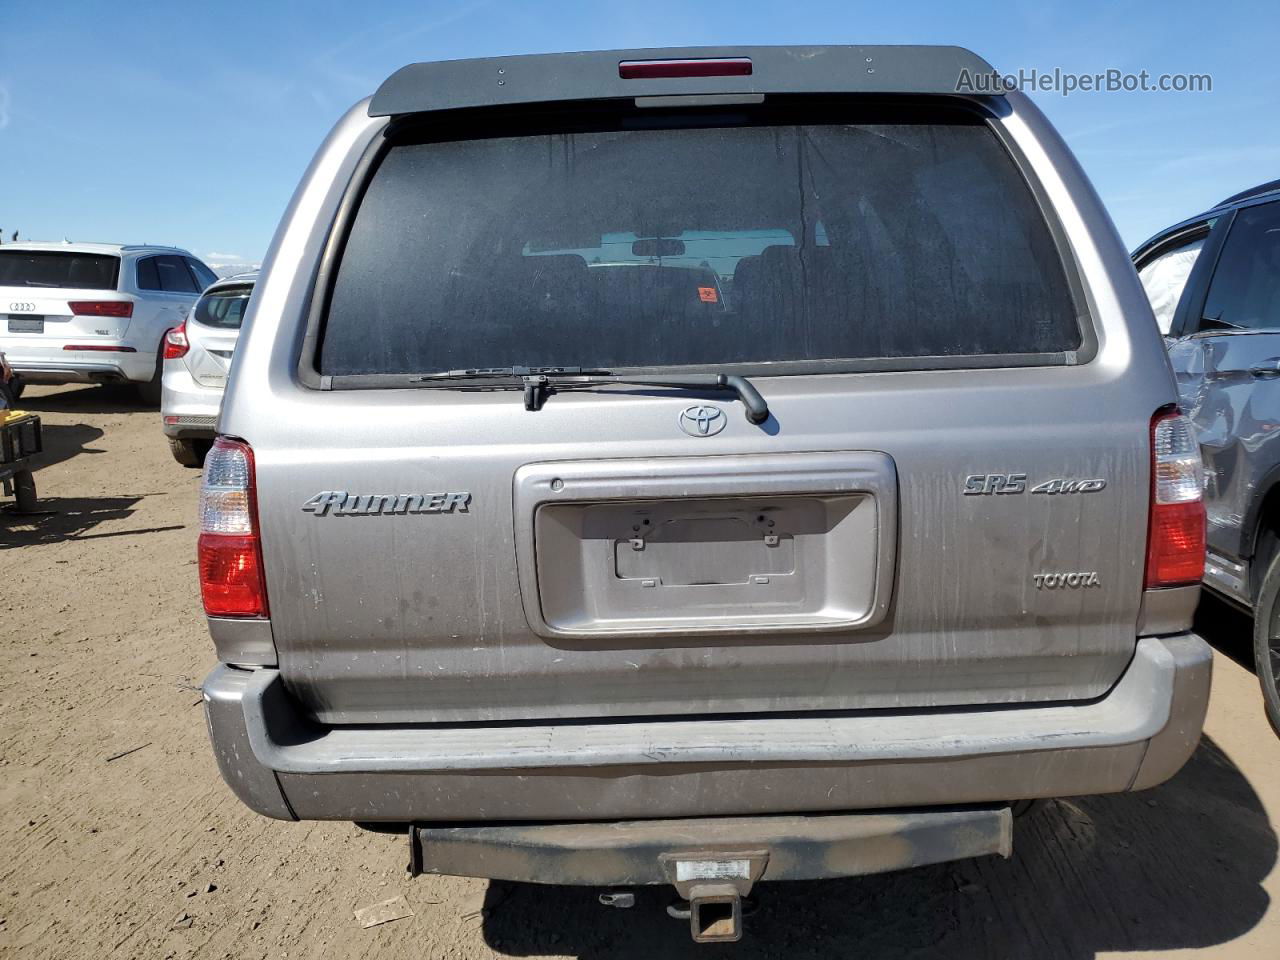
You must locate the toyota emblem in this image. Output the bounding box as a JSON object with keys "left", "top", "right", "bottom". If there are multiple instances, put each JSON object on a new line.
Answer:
{"left": 678, "top": 404, "right": 726, "bottom": 437}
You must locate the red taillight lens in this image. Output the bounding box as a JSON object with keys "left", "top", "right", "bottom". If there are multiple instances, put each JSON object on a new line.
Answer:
{"left": 163, "top": 322, "right": 189, "bottom": 359}
{"left": 68, "top": 300, "right": 133, "bottom": 318}
{"left": 619, "top": 57, "right": 753, "bottom": 79}
{"left": 1146, "top": 500, "right": 1206, "bottom": 587}
{"left": 1145, "top": 409, "right": 1206, "bottom": 588}
{"left": 198, "top": 534, "right": 268, "bottom": 617}
{"left": 198, "top": 437, "right": 268, "bottom": 617}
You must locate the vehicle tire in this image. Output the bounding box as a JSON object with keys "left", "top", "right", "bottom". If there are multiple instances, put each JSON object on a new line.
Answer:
{"left": 169, "top": 437, "right": 205, "bottom": 468}
{"left": 137, "top": 347, "right": 164, "bottom": 405}
{"left": 1253, "top": 547, "right": 1280, "bottom": 736}
{"left": 1009, "top": 798, "right": 1041, "bottom": 818}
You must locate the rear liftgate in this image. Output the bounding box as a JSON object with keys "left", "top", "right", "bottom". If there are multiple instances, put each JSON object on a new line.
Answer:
{"left": 409, "top": 808, "right": 1013, "bottom": 943}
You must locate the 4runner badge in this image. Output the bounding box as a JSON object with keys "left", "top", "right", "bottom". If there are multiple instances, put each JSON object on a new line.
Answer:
{"left": 301, "top": 491, "right": 471, "bottom": 516}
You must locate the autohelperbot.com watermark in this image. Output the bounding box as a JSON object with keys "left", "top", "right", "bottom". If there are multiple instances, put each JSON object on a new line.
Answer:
{"left": 956, "top": 67, "right": 1212, "bottom": 97}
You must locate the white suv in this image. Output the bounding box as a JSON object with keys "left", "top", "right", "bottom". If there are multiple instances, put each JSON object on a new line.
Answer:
{"left": 0, "top": 242, "right": 216, "bottom": 402}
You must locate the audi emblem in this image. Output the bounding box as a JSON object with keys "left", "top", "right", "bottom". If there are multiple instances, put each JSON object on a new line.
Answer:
{"left": 9, "top": 302, "right": 37, "bottom": 313}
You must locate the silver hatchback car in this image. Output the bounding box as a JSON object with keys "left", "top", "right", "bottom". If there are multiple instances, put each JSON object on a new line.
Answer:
{"left": 198, "top": 47, "right": 1213, "bottom": 942}
{"left": 161, "top": 273, "right": 255, "bottom": 465}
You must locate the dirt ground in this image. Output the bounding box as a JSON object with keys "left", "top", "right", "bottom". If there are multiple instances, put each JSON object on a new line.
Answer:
{"left": 2, "top": 382, "right": 1278, "bottom": 960}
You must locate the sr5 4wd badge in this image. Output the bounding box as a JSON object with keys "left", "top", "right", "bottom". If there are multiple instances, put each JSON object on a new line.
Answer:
{"left": 963, "top": 473, "right": 1107, "bottom": 496}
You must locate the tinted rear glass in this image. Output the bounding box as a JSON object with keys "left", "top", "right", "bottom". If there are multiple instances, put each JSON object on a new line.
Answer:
{"left": 1202, "top": 200, "right": 1280, "bottom": 331}
{"left": 187, "top": 258, "right": 218, "bottom": 291}
{"left": 155, "top": 255, "right": 198, "bottom": 293}
{"left": 136, "top": 257, "right": 161, "bottom": 290}
{"left": 0, "top": 251, "right": 119, "bottom": 290}
{"left": 320, "top": 104, "right": 1079, "bottom": 377}
{"left": 194, "top": 285, "right": 253, "bottom": 329}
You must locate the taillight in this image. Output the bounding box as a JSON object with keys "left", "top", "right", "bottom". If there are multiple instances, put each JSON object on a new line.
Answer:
{"left": 163, "top": 322, "right": 189, "bottom": 359}
{"left": 1145, "top": 409, "right": 1206, "bottom": 588}
{"left": 68, "top": 300, "right": 133, "bottom": 318}
{"left": 198, "top": 437, "right": 269, "bottom": 618}
{"left": 619, "top": 57, "right": 753, "bottom": 79}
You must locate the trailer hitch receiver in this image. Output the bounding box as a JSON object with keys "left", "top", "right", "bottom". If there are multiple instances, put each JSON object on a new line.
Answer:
{"left": 687, "top": 883, "right": 743, "bottom": 942}
{"left": 660, "top": 851, "right": 767, "bottom": 943}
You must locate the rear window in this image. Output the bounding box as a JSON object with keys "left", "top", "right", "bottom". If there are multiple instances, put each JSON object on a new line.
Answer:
{"left": 0, "top": 250, "right": 119, "bottom": 291}
{"left": 194, "top": 285, "right": 253, "bottom": 329}
{"left": 319, "top": 103, "right": 1080, "bottom": 378}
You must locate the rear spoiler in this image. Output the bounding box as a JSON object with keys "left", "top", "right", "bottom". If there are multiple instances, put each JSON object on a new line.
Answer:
{"left": 368, "top": 45, "right": 999, "bottom": 117}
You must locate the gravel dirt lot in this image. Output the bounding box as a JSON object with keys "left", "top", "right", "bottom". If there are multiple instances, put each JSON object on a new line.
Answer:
{"left": 2, "top": 382, "right": 1279, "bottom": 959}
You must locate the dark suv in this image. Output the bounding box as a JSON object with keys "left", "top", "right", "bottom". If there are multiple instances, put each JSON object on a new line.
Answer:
{"left": 1134, "top": 179, "right": 1280, "bottom": 731}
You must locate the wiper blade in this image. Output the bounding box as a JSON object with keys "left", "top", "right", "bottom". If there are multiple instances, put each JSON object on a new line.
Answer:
{"left": 412, "top": 365, "right": 610, "bottom": 381}
{"left": 531, "top": 371, "right": 769, "bottom": 424}
{"left": 411, "top": 366, "right": 769, "bottom": 424}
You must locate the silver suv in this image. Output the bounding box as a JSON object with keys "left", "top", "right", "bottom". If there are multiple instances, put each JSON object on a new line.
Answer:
{"left": 161, "top": 272, "right": 256, "bottom": 466}
{"left": 199, "top": 47, "right": 1213, "bottom": 942}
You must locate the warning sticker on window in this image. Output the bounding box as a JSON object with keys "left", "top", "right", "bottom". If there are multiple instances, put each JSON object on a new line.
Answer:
{"left": 697, "top": 286, "right": 719, "bottom": 303}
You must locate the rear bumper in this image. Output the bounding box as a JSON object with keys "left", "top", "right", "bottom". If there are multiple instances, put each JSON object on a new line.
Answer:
{"left": 160, "top": 362, "right": 222, "bottom": 438}
{"left": 5, "top": 343, "right": 154, "bottom": 384}
{"left": 408, "top": 807, "right": 1013, "bottom": 887}
{"left": 203, "top": 633, "right": 1212, "bottom": 824}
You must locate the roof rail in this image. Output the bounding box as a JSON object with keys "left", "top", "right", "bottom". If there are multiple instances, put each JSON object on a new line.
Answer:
{"left": 1216, "top": 179, "right": 1280, "bottom": 208}
{"left": 369, "top": 45, "right": 996, "bottom": 117}
{"left": 120, "top": 243, "right": 187, "bottom": 253}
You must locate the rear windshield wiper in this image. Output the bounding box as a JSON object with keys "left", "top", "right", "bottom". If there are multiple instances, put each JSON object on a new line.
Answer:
{"left": 413, "top": 365, "right": 599, "bottom": 381}
{"left": 413, "top": 366, "right": 769, "bottom": 424}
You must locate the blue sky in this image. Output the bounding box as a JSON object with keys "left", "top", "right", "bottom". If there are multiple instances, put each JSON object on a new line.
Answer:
{"left": 1, "top": 0, "right": 1276, "bottom": 266}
